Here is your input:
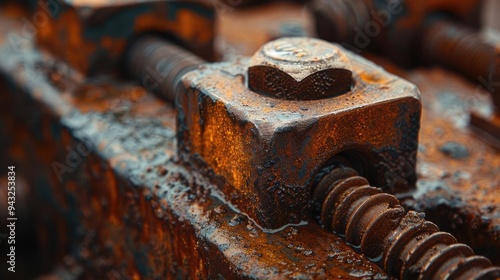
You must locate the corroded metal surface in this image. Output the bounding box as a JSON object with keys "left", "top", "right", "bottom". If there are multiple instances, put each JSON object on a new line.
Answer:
{"left": 397, "top": 68, "right": 500, "bottom": 266}
{"left": 36, "top": 0, "right": 215, "bottom": 75}
{"left": 177, "top": 44, "right": 421, "bottom": 229}
{"left": 2, "top": 0, "right": 500, "bottom": 278}
{"left": 0, "top": 14, "right": 390, "bottom": 279}
{"left": 311, "top": 0, "right": 500, "bottom": 134}
{"left": 314, "top": 166, "right": 500, "bottom": 279}
{"left": 309, "top": 0, "right": 483, "bottom": 67}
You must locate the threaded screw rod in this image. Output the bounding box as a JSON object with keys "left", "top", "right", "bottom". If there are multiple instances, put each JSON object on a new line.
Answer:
{"left": 310, "top": 0, "right": 500, "bottom": 108}
{"left": 420, "top": 19, "right": 500, "bottom": 108}
{"left": 126, "top": 36, "right": 206, "bottom": 103}
{"left": 313, "top": 167, "right": 500, "bottom": 279}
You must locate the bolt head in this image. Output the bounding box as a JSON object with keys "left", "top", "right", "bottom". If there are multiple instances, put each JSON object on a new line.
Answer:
{"left": 248, "top": 37, "right": 353, "bottom": 100}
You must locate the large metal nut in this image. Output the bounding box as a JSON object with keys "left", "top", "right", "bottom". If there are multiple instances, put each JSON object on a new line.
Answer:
{"left": 248, "top": 37, "right": 353, "bottom": 100}
{"left": 177, "top": 39, "right": 421, "bottom": 229}
{"left": 36, "top": 0, "right": 215, "bottom": 76}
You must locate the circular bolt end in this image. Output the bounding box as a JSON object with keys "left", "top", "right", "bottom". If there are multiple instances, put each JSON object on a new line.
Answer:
{"left": 248, "top": 37, "right": 353, "bottom": 100}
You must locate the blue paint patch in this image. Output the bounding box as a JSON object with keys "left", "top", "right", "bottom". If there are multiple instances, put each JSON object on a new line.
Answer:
{"left": 219, "top": 243, "right": 229, "bottom": 252}
{"left": 50, "top": 121, "right": 61, "bottom": 139}
{"left": 166, "top": 2, "right": 215, "bottom": 20}
{"left": 84, "top": 6, "right": 151, "bottom": 40}
{"left": 88, "top": 46, "right": 112, "bottom": 75}
{"left": 133, "top": 245, "right": 152, "bottom": 276}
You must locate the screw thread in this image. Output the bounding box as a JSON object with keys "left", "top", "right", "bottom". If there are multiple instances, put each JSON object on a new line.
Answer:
{"left": 126, "top": 36, "right": 205, "bottom": 103}
{"left": 309, "top": 0, "right": 370, "bottom": 44}
{"left": 420, "top": 20, "right": 495, "bottom": 82}
{"left": 313, "top": 166, "right": 500, "bottom": 279}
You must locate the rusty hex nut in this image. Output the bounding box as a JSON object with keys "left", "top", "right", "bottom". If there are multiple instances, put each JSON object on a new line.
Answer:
{"left": 248, "top": 37, "right": 353, "bottom": 100}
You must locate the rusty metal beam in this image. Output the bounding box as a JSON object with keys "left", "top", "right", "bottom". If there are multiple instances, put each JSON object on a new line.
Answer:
{"left": 0, "top": 16, "right": 389, "bottom": 279}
